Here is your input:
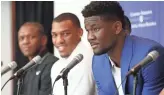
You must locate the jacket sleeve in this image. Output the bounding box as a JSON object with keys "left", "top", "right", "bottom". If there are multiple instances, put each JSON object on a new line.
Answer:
{"left": 38, "top": 55, "right": 58, "bottom": 95}
{"left": 71, "top": 56, "right": 97, "bottom": 95}
{"left": 142, "top": 48, "right": 164, "bottom": 95}
{"left": 38, "top": 62, "right": 54, "bottom": 95}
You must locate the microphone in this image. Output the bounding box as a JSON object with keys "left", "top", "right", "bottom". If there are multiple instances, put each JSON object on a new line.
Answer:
{"left": 55, "top": 54, "right": 83, "bottom": 82}
{"left": 126, "top": 50, "right": 159, "bottom": 76}
{"left": 9, "top": 55, "right": 41, "bottom": 80}
{"left": 1, "top": 61, "right": 17, "bottom": 76}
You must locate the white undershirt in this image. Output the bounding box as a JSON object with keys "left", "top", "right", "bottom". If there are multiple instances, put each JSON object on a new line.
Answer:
{"left": 109, "top": 57, "right": 124, "bottom": 95}
{"left": 51, "top": 41, "right": 96, "bottom": 95}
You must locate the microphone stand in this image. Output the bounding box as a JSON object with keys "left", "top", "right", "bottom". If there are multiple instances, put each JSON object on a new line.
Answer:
{"left": 132, "top": 73, "right": 138, "bottom": 95}
{"left": 62, "top": 75, "right": 68, "bottom": 95}
{"left": 16, "top": 77, "right": 23, "bottom": 95}
{"left": 16, "top": 72, "right": 25, "bottom": 95}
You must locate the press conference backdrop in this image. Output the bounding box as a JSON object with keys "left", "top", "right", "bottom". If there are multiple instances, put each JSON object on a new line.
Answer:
{"left": 120, "top": 1, "right": 164, "bottom": 46}
{"left": 1, "top": 1, "right": 164, "bottom": 95}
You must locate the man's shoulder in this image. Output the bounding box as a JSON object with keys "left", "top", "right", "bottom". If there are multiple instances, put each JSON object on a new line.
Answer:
{"left": 131, "top": 35, "right": 163, "bottom": 48}
{"left": 42, "top": 52, "right": 59, "bottom": 65}
{"left": 128, "top": 35, "right": 164, "bottom": 57}
{"left": 46, "top": 52, "right": 58, "bottom": 60}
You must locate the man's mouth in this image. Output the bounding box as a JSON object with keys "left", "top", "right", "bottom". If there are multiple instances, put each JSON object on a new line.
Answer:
{"left": 90, "top": 43, "right": 99, "bottom": 49}
{"left": 57, "top": 46, "right": 66, "bottom": 51}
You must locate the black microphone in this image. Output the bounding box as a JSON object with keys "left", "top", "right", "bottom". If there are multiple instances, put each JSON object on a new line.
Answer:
{"left": 126, "top": 50, "right": 159, "bottom": 76}
{"left": 1, "top": 61, "right": 17, "bottom": 76}
{"left": 55, "top": 54, "right": 83, "bottom": 82}
{"left": 9, "top": 55, "right": 41, "bottom": 80}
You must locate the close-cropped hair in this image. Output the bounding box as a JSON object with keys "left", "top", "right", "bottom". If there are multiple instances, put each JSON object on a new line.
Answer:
{"left": 82, "top": 1, "right": 125, "bottom": 28}
{"left": 124, "top": 15, "right": 131, "bottom": 33}
{"left": 53, "top": 12, "right": 81, "bottom": 28}
{"left": 21, "top": 22, "right": 46, "bottom": 36}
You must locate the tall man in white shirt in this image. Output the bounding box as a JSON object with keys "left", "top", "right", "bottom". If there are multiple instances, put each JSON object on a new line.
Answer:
{"left": 51, "top": 12, "right": 97, "bottom": 95}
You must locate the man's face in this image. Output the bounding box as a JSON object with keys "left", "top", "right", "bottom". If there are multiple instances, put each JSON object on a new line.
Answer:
{"left": 51, "top": 20, "right": 82, "bottom": 58}
{"left": 84, "top": 16, "right": 117, "bottom": 55}
{"left": 18, "top": 26, "right": 42, "bottom": 58}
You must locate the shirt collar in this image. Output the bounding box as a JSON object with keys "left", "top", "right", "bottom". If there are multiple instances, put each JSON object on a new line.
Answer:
{"left": 109, "top": 56, "right": 115, "bottom": 68}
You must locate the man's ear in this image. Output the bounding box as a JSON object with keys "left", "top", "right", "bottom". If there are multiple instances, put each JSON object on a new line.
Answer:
{"left": 113, "top": 21, "right": 122, "bottom": 34}
{"left": 78, "top": 28, "right": 83, "bottom": 38}
{"left": 41, "top": 35, "right": 47, "bottom": 46}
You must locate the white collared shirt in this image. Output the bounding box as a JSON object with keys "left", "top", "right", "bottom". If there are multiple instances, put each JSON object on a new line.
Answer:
{"left": 109, "top": 57, "right": 124, "bottom": 95}
{"left": 51, "top": 41, "right": 97, "bottom": 95}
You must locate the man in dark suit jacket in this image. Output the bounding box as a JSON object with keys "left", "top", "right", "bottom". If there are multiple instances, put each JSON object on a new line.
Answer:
{"left": 82, "top": 1, "right": 164, "bottom": 95}
{"left": 18, "top": 22, "right": 58, "bottom": 95}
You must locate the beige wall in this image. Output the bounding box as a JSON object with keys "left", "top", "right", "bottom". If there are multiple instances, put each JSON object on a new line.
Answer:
{"left": 1, "top": 1, "right": 13, "bottom": 95}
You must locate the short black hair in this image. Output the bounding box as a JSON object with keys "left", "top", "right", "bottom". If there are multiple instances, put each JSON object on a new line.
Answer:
{"left": 82, "top": 1, "right": 125, "bottom": 28}
{"left": 20, "top": 22, "right": 46, "bottom": 36}
{"left": 53, "top": 12, "right": 81, "bottom": 28}
{"left": 124, "top": 15, "right": 131, "bottom": 33}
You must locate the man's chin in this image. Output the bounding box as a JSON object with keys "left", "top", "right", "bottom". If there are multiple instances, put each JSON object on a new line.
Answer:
{"left": 60, "top": 53, "right": 69, "bottom": 58}
{"left": 23, "top": 53, "right": 30, "bottom": 57}
{"left": 93, "top": 49, "right": 108, "bottom": 55}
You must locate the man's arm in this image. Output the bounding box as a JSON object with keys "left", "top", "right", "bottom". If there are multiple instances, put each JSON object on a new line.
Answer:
{"left": 142, "top": 49, "right": 164, "bottom": 95}
{"left": 71, "top": 70, "right": 97, "bottom": 95}
{"left": 38, "top": 54, "right": 58, "bottom": 95}
{"left": 38, "top": 63, "right": 53, "bottom": 95}
{"left": 70, "top": 55, "right": 97, "bottom": 95}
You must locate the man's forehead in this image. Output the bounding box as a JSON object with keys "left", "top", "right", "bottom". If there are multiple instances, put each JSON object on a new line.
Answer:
{"left": 19, "top": 26, "right": 39, "bottom": 35}
{"left": 52, "top": 20, "right": 75, "bottom": 33}
{"left": 84, "top": 16, "right": 102, "bottom": 23}
{"left": 53, "top": 20, "right": 74, "bottom": 26}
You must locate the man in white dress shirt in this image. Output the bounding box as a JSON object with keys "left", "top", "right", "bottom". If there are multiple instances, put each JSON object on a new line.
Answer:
{"left": 51, "top": 12, "right": 97, "bottom": 95}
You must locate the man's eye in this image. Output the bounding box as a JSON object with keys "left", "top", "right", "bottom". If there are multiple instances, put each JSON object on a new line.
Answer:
{"left": 31, "top": 36, "right": 36, "bottom": 39}
{"left": 52, "top": 34, "right": 57, "bottom": 38}
{"left": 93, "top": 28, "right": 100, "bottom": 32}
{"left": 63, "top": 33, "right": 70, "bottom": 36}
{"left": 19, "top": 37, "right": 24, "bottom": 41}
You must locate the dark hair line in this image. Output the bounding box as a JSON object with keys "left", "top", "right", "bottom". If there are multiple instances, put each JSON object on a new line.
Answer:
{"left": 82, "top": 1, "right": 125, "bottom": 28}
{"left": 20, "top": 22, "right": 46, "bottom": 36}
{"left": 53, "top": 12, "right": 81, "bottom": 28}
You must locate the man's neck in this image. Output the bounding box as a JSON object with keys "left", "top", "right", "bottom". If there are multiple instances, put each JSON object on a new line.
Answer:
{"left": 28, "top": 48, "right": 47, "bottom": 61}
{"left": 108, "top": 35, "right": 126, "bottom": 67}
{"left": 62, "top": 40, "right": 81, "bottom": 59}
{"left": 28, "top": 56, "right": 34, "bottom": 61}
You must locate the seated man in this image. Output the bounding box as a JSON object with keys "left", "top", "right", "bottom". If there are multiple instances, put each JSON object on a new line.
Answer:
{"left": 51, "top": 13, "right": 97, "bottom": 95}
{"left": 82, "top": 1, "right": 164, "bottom": 95}
{"left": 18, "top": 22, "right": 58, "bottom": 95}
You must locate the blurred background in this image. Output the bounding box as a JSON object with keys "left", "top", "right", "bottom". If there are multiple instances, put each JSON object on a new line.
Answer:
{"left": 1, "top": 1, "right": 164, "bottom": 95}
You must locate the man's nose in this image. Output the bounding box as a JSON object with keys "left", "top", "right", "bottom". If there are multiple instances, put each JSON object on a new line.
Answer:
{"left": 56, "top": 35, "right": 65, "bottom": 44}
{"left": 22, "top": 37, "right": 30, "bottom": 44}
{"left": 87, "top": 31, "right": 96, "bottom": 41}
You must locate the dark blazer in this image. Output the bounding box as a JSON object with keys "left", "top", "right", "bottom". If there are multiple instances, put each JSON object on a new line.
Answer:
{"left": 92, "top": 35, "right": 164, "bottom": 95}
{"left": 20, "top": 52, "right": 58, "bottom": 95}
